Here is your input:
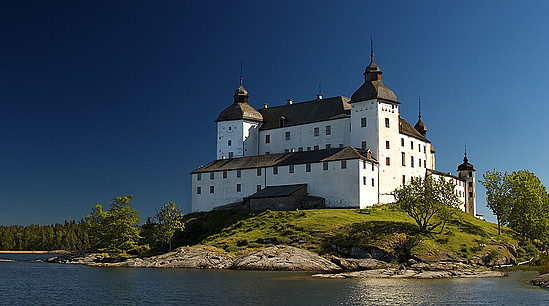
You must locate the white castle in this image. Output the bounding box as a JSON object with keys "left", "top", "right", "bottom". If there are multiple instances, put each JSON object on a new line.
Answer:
{"left": 191, "top": 48, "right": 477, "bottom": 215}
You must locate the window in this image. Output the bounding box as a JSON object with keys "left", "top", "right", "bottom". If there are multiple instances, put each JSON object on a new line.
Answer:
{"left": 326, "top": 125, "right": 331, "bottom": 135}
{"left": 228, "top": 140, "right": 231, "bottom": 146}
{"left": 401, "top": 138, "right": 404, "bottom": 147}
{"left": 469, "top": 182, "right": 473, "bottom": 187}
{"left": 284, "top": 149, "right": 289, "bottom": 153}
{"left": 341, "top": 160, "right": 347, "bottom": 169}
{"left": 339, "top": 144, "right": 343, "bottom": 148}
{"left": 257, "top": 185, "right": 262, "bottom": 192}
{"left": 307, "top": 147, "right": 311, "bottom": 151}
{"left": 279, "top": 117, "right": 285, "bottom": 127}
{"left": 265, "top": 152, "right": 270, "bottom": 155}
{"left": 289, "top": 165, "right": 294, "bottom": 173}
{"left": 265, "top": 135, "right": 270, "bottom": 143}
{"left": 236, "top": 170, "right": 241, "bottom": 178}
{"left": 386, "top": 141, "right": 390, "bottom": 149}
{"left": 197, "top": 187, "right": 201, "bottom": 194}
{"left": 424, "top": 146, "right": 426, "bottom": 153}
{"left": 236, "top": 184, "right": 241, "bottom": 192}
{"left": 424, "top": 160, "right": 426, "bottom": 168}
{"left": 197, "top": 173, "right": 201, "bottom": 181}
{"left": 361, "top": 117, "right": 367, "bottom": 127}
{"left": 228, "top": 152, "right": 233, "bottom": 158}
{"left": 469, "top": 192, "right": 473, "bottom": 198}
{"left": 363, "top": 161, "right": 366, "bottom": 169}
{"left": 402, "top": 175, "right": 406, "bottom": 185}
{"left": 385, "top": 118, "right": 390, "bottom": 128}
{"left": 386, "top": 157, "right": 390, "bottom": 166}
{"left": 326, "top": 144, "right": 331, "bottom": 149}
{"left": 228, "top": 126, "right": 232, "bottom": 131}
{"left": 411, "top": 156, "right": 414, "bottom": 168}
{"left": 210, "top": 172, "right": 214, "bottom": 180}
{"left": 285, "top": 132, "right": 291, "bottom": 140}
{"left": 419, "top": 159, "right": 421, "bottom": 168}
{"left": 323, "top": 162, "right": 328, "bottom": 171}
{"left": 363, "top": 176, "right": 367, "bottom": 185}
{"left": 372, "top": 178, "right": 375, "bottom": 187}
{"left": 273, "top": 166, "right": 278, "bottom": 175}
{"left": 306, "top": 163, "right": 311, "bottom": 172}
{"left": 469, "top": 172, "right": 472, "bottom": 177}
{"left": 314, "top": 145, "right": 319, "bottom": 150}
{"left": 298, "top": 147, "right": 303, "bottom": 152}
{"left": 314, "top": 127, "right": 319, "bottom": 137}
{"left": 361, "top": 141, "right": 367, "bottom": 149}
{"left": 411, "top": 141, "right": 414, "bottom": 150}
{"left": 209, "top": 186, "right": 214, "bottom": 193}
{"left": 401, "top": 152, "right": 406, "bottom": 166}
{"left": 418, "top": 144, "right": 421, "bottom": 152}
{"left": 372, "top": 163, "right": 374, "bottom": 171}
{"left": 223, "top": 171, "right": 227, "bottom": 179}
{"left": 257, "top": 168, "right": 261, "bottom": 176}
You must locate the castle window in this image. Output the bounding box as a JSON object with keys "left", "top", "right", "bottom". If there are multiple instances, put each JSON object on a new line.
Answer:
{"left": 228, "top": 152, "right": 233, "bottom": 158}
{"left": 424, "top": 146, "right": 426, "bottom": 153}
{"left": 236, "top": 184, "right": 241, "bottom": 192}
{"left": 402, "top": 152, "right": 406, "bottom": 166}
{"left": 411, "top": 141, "right": 414, "bottom": 150}
{"left": 469, "top": 182, "right": 473, "bottom": 187}
{"left": 411, "top": 156, "right": 414, "bottom": 168}
{"left": 279, "top": 117, "right": 286, "bottom": 127}
{"left": 385, "top": 118, "right": 390, "bottom": 128}
{"left": 307, "top": 147, "right": 311, "bottom": 151}
{"left": 363, "top": 161, "right": 366, "bottom": 169}
{"left": 424, "top": 160, "right": 426, "bottom": 168}
{"left": 402, "top": 175, "right": 405, "bottom": 185}
{"left": 285, "top": 132, "right": 291, "bottom": 140}
{"left": 289, "top": 165, "right": 295, "bottom": 173}
{"left": 469, "top": 192, "right": 473, "bottom": 198}
{"left": 209, "top": 186, "right": 214, "bottom": 193}
{"left": 314, "top": 145, "right": 319, "bottom": 150}
{"left": 469, "top": 172, "right": 472, "bottom": 177}
{"left": 228, "top": 140, "right": 231, "bottom": 146}
{"left": 314, "top": 127, "right": 319, "bottom": 137}
{"left": 363, "top": 176, "right": 367, "bottom": 185}
{"left": 228, "top": 126, "right": 231, "bottom": 131}
{"left": 273, "top": 166, "right": 278, "bottom": 175}
{"left": 197, "top": 187, "right": 201, "bottom": 194}
{"left": 326, "top": 144, "right": 331, "bottom": 149}
{"left": 326, "top": 125, "right": 331, "bottom": 135}
{"left": 236, "top": 170, "right": 241, "bottom": 178}
{"left": 306, "top": 163, "right": 311, "bottom": 172}
{"left": 339, "top": 144, "right": 343, "bottom": 148}
{"left": 223, "top": 171, "right": 227, "bottom": 179}
{"left": 372, "top": 178, "right": 375, "bottom": 186}
{"left": 257, "top": 168, "right": 261, "bottom": 176}
{"left": 298, "top": 147, "right": 303, "bottom": 152}
{"left": 323, "top": 162, "right": 329, "bottom": 171}
{"left": 419, "top": 159, "right": 421, "bottom": 168}
{"left": 418, "top": 144, "right": 421, "bottom": 152}
{"left": 265, "top": 135, "right": 270, "bottom": 143}
{"left": 386, "top": 157, "right": 391, "bottom": 166}
{"left": 372, "top": 163, "right": 374, "bottom": 171}
{"left": 210, "top": 172, "right": 214, "bottom": 180}
{"left": 361, "top": 117, "right": 367, "bottom": 127}
{"left": 197, "top": 173, "right": 201, "bottom": 181}
{"left": 401, "top": 138, "right": 404, "bottom": 147}
{"left": 361, "top": 141, "right": 367, "bottom": 149}
{"left": 386, "top": 141, "right": 390, "bottom": 149}
{"left": 257, "top": 185, "right": 262, "bottom": 192}
{"left": 341, "top": 160, "right": 347, "bottom": 169}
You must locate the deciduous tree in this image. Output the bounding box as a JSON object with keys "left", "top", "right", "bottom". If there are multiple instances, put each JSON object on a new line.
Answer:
{"left": 480, "top": 170, "right": 511, "bottom": 235}
{"left": 153, "top": 201, "right": 185, "bottom": 251}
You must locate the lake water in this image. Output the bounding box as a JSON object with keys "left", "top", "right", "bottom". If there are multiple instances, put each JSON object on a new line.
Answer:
{"left": 1, "top": 253, "right": 549, "bottom": 305}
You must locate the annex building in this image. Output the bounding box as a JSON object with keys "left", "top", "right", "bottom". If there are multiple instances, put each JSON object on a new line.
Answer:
{"left": 191, "top": 49, "right": 477, "bottom": 215}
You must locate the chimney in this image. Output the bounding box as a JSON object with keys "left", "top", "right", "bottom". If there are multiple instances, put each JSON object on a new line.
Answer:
{"left": 221, "top": 156, "right": 225, "bottom": 159}
{"left": 316, "top": 94, "right": 323, "bottom": 100}
{"left": 286, "top": 99, "right": 293, "bottom": 105}
{"left": 263, "top": 103, "right": 268, "bottom": 108}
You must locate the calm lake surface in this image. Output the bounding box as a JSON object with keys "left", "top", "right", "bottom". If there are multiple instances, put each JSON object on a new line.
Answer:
{"left": 1, "top": 253, "right": 549, "bottom": 305}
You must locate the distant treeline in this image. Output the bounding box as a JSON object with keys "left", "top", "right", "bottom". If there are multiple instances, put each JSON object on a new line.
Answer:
{"left": 0, "top": 221, "right": 91, "bottom": 251}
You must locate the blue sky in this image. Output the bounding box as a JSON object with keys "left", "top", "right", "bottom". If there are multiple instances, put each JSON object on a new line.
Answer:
{"left": 1, "top": 1, "right": 548, "bottom": 225}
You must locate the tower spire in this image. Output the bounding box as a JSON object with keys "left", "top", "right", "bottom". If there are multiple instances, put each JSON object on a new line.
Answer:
{"left": 370, "top": 36, "right": 374, "bottom": 63}
{"left": 318, "top": 82, "right": 322, "bottom": 95}
{"left": 418, "top": 96, "right": 422, "bottom": 119}
{"left": 464, "top": 143, "right": 468, "bottom": 162}
{"left": 240, "top": 61, "right": 243, "bottom": 86}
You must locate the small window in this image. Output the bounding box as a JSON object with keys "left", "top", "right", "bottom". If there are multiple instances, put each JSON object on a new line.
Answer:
{"left": 223, "top": 171, "right": 227, "bottom": 179}
{"left": 306, "top": 163, "right": 311, "bottom": 172}
{"left": 307, "top": 147, "right": 311, "bottom": 151}
{"left": 279, "top": 117, "right": 286, "bottom": 127}
{"left": 289, "top": 165, "right": 294, "bottom": 173}
{"left": 257, "top": 185, "right": 262, "bottom": 192}
{"left": 401, "top": 138, "right": 404, "bottom": 147}
{"left": 285, "top": 132, "right": 291, "bottom": 140}
{"left": 363, "top": 161, "right": 366, "bottom": 169}
{"left": 265, "top": 135, "right": 270, "bottom": 144}
{"left": 419, "top": 159, "right": 422, "bottom": 168}
{"left": 257, "top": 168, "right": 261, "bottom": 176}
{"left": 341, "top": 160, "right": 347, "bottom": 169}
{"left": 265, "top": 152, "right": 270, "bottom": 155}
{"left": 386, "top": 141, "right": 390, "bottom": 149}
{"left": 411, "top": 141, "right": 414, "bottom": 150}
{"left": 402, "top": 175, "right": 405, "bottom": 185}
{"left": 236, "top": 170, "right": 241, "bottom": 178}
{"left": 228, "top": 140, "right": 231, "bottom": 146}
{"left": 298, "top": 147, "right": 303, "bottom": 152}
{"left": 326, "top": 125, "right": 331, "bottom": 135}
{"left": 326, "top": 144, "right": 331, "bottom": 149}
{"left": 209, "top": 186, "right": 214, "bottom": 193}
{"left": 371, "top": 163, "right": 374, "bottom": 171}
{"left": 314, "top": 127, "right": 319, "bottom": 137}
{"left": 314, "top": 145, "right": 319, "bottom": 150}
{"left": 273, "top": 166, "right": 278, "bottom": 175}
{"left": 323, "top": 162, "right": 328, "bottom": 171}
{"left": 424, "top": 160, "right": 426, "bottom": 168}
{"left": 424, "top": 146, "right": 426, "bottom": 153}
{"left": 339, "top": 144, "right": 343, "bottom": 148}
{"left": 385, "top": 118, "right": 390, "bottom": 128}
{"left": 469, "top": 182, "right": 473, "bottom": 187}
{"left": 210, "top": 172, "right": 215, "bottom": 180}
{"left": 469, "top": 192, "right": 473, "bottom": 198}
{"left": 402, "top": 152, "right": 406, "bottom": 166}
{"left": 361, "top": 117, "right": 367, "bottom": 127}
{"left": 418, "top": 144, "right": 421, "bottom": 152}
{"left": 361, "top": 141, "right": 367, "bottom": 149}
{"left": 197, "top": 173, "right": 201, "bottom": 181}
{"left": 411, "top": 156, "right": 414, "bottom": 168}
{"left": 197, "top": 187, "right": 201, "bottom": 194}
{"left": 228, "top": 152, "right": 233, "bottom": 158}
{"left": 469, "top": 172, "right": 472, "bottom": 177}
{"left": 363, "top": 176, "right": 367, "bottom": 185}
{"left": 371, "top": 178, "right": 375, "bottom": 187}
{"left": 236, "top": 184, "right": 241, "bottom": 192}
{"left": 228, "top": 126, "right": 232, "bottom": 131}
{"left": 386, "top": 157, "right": 390, "bottom": 166}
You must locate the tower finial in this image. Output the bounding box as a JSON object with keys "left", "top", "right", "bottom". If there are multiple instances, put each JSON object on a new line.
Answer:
{"left": 240, "top": 61, "right": 243, "bottom": 86}
{"left": 318, "top": 82, "right": 322, "bottom": 95}
{"left": 370, "top": 36, "right": 374, "bottom": 63}
{"left": 418, "top": 96, "right": 422, "bottom": 119}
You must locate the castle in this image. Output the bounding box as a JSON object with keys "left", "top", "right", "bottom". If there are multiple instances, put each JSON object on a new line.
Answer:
{"left": 191, "top": 47, "right": 477, "bottom": 215}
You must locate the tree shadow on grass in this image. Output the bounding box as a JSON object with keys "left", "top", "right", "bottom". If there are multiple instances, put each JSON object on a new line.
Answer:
{"left": 448, "top": 218, "right": 489, "bottom": 237}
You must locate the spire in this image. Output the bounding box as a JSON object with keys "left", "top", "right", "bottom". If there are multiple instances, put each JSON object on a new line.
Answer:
{"left": 414, "top": 96, "right": 427, "bottom": 137}
{"left": 240, "top": 61, "right": 243, "bottom": 86}
{"left": 458, "top": 143, "right": 475, "bottom": 171}
{"left": 463, "top": 143, "right": 468, "bottom": 163}
{"left": 234, "top": 61, "right": 248, "bottom": 103}
{"left": 363, "top": 36, "right": 382, "bottom": 81}
{"left": 418, "top": 96, "right": 422, "bottom": 119}
{"left": 370, "top": 36, "right": 374, "bottom": 63}
{"left": 316, "top": 82, "right": 323, "bottom": 100}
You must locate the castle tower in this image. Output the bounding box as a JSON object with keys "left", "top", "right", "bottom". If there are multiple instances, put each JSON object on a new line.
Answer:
{"left": 215, "top": 71, "right": 263, "bottom": 159}
{"left": 457, "top": 149, "right": 476, "bottom": 216}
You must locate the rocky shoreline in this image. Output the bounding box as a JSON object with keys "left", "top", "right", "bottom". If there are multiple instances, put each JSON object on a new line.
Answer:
{"left": 39, "top": 244, "right": 509, "bottom": 279}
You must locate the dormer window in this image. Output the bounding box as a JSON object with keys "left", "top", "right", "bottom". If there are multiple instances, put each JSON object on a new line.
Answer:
{"left": 279, "top": 116, "right": 287, "bottom": 127}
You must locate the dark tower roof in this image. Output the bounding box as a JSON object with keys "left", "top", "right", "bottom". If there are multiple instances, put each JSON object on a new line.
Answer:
{"left": 216, "top": 74, "right": 263, "bottom": 122}
{"left": 458, "top": 151, "right": 475, "bottom": 171}
{"left": 350, "top": 38, "right": 398, "bottom": 103}
{"left": 414, "top": 97, "right": 427, "bottom": 137}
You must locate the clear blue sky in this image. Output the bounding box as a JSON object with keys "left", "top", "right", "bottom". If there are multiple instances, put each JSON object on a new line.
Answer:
{"left": 2, "top": 1, "right": 548, "bottom": 225}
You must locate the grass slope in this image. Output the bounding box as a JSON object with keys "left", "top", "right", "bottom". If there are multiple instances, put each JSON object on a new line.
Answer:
{"left": 176, "top": 205, "right": 532, "bottom": 263}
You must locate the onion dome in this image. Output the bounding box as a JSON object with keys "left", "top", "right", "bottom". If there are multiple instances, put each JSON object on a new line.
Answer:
{"left": 414, "top": 97, "right": 427, "bottom": 137}
{"left": 216, "top": 76, "right": 263, "bottom": 122}
{"left": 457, "top": 151, "right": 475, "bottom": 171}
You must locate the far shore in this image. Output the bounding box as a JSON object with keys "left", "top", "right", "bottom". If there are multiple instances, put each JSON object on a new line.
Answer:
{"left": 0, "top": 250, "right": 69, "bottom": 254}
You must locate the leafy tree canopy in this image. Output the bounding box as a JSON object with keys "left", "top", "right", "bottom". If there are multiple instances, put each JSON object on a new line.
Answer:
{"left": 153, "top": 201, "right": 185, "bottom": 251}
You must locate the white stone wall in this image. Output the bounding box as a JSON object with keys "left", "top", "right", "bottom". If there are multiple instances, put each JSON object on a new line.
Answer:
{"left": 429, "top": 172, "right": 467, "bottom": 212}
{"left": 258, "top": 118, "right": 350, "bottom": 154}
{"left": 459, "top": 169, "right": 477, "bottom": 216}
{"left": 216, "top": 120, "right": 260, "bottom": 159}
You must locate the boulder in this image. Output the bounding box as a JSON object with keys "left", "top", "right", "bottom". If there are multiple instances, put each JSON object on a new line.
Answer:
{"left": 530, "top": 273, "right": 549, "bottom": 288}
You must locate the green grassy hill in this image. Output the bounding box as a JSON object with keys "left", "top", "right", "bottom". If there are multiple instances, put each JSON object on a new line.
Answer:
{"left": 175, "top": 205, "right": 533, "bottom": 265}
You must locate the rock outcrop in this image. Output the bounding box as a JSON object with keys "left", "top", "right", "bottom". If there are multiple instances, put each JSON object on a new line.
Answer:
{"left": 530, "top": 273, "right": 549, "bottom": 288}
{"left": 230, "top": 245, "right": 341, "bottom": 271}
